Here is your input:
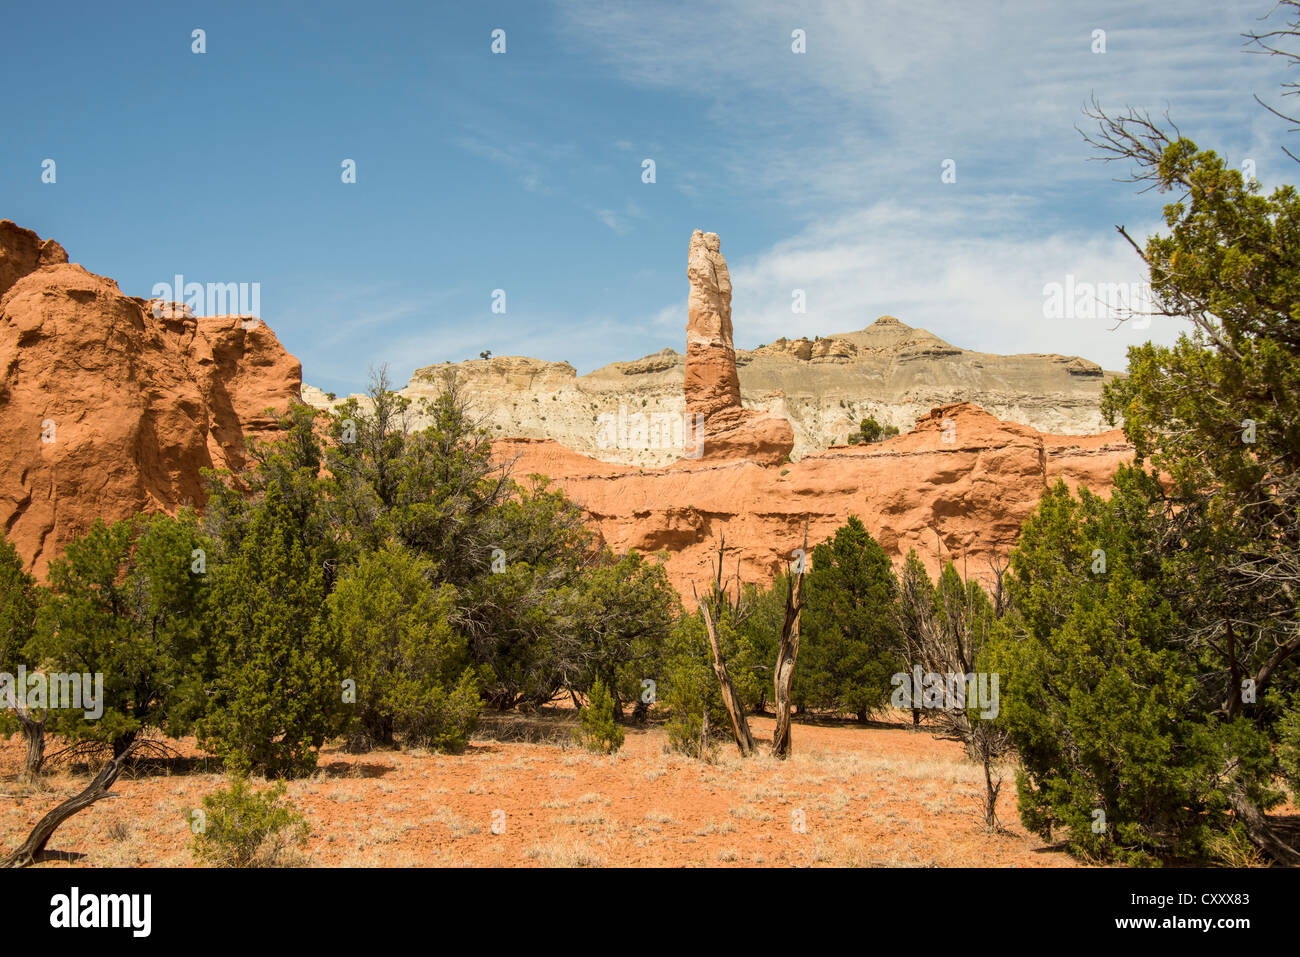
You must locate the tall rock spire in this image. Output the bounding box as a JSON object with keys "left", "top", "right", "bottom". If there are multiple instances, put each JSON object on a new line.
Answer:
{"left": 680, "top": 229, "right": 793, "bottom": 466}
{"left": 684, "top": 230, "right": 742, "bottom": 417}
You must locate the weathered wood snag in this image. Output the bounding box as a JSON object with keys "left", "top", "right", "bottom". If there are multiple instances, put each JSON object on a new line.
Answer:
{"left": 700, "top": 597, "right": 754, "bottom": 757}
{"left": 1230, "top": 785, "right": 1300, "bottom": 867}
{"left": 1, "top": 741, "right": 141, "bottom": 868}
{"left": 772, "top": 520, "right": 809, "bottom": 759}
{"left": 695, "top": 535, "right": 755, "bottom": 758}
{"left": 15, "top": 703, "right": 46, "bottom": 784}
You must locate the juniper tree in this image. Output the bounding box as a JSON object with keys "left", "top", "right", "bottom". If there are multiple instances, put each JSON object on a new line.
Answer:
{"left": 576, "top": 677, "right": 624, "bottom": 754}
{"left": 1066, "top": 7, "right": 1300, "bottom": 860}
{"left": 796, "top": 516, "right": 903, "bottom": 721}
{"left": 993, "top": 472, "right": 1279, "bottom": 862}
{"left": 198, "top": 482, "right": 348, "bottom": 775}
{"left": 0, "top": 534, "right": 41, "bottom": 779}
{"left": 33, "top": 513, "right": 210, "bottom": 757}
{"left": 327, "top": 541, "right": 480, "bottom": 751}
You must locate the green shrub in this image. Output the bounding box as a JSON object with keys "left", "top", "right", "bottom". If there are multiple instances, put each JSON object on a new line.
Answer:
{"left": 329, "top": 541, "right": 480, "bottom": 751}
{"left": 0, "top": 534, "right": 39, "bottom": 773}
{"left": 795, "top": 516, "right": 904, "bottom": 720}
{"left": 576, "top": 678, "right": 624, "bottom": 754}
{"left": 197, "top": 482, "right": 348, "bottom": 776}
{"left": 32, "top": 513, "right": 211, "bottom": 755}
{"left": 848, "top": 417, "right": 899, "bottom": 445}
{"left": 1278, "top": 692, "right": 1300, "bottom": 804}
{"left": 661, "top": 616, "right": 728, "bottom": 761}
{"left": 192, "top": 776, "right": 310, "bottom": 867}
{"left": 993, "top": 471, "right": 1283, "bottom": 864}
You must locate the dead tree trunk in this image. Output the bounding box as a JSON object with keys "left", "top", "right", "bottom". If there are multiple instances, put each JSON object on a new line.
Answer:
{"left": 15, "top": 705, "right": 45, "bottom": 784}
{"left": 700, "top": 600, "right": 754, "bottom": 757}
{"left": 982, "top": 755, "right": 1002, "bottom": 831}
{"left": 1, "top": 741, "right": 141, "bottom": 868}
{"left": 1230, "top": 784, "right": 1300, "bottom": 866}
{"left": 773, "top": 521, "right": 809, "bottom": 759}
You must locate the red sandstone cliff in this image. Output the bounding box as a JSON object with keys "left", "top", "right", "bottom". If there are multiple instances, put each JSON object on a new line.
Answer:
{"left": 1, "top": 221, "right": 1130, "bottom": 598}
{"left": 497, "top": 401, "right": 1131, "bottom": 605}
{"left": 0, "top": 221, "right": 300, "bottom": 576}
{"left": 493, "top": 229, "right": 1128, "bottom": 600}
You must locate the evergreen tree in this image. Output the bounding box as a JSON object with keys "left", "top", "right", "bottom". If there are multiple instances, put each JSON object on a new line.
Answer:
{"left": 796, "top": 516, "right": 904, "bottom": 720}
{"left": 0, "top": 534, "right": 36, "bottom": 687}
{"left": 328, "top": 541, "right": 480, "bottom": 751}
{"left": 1072, "top": 33, "right": 1300, "bottom": 859}
{"left": 0, "top": 534, "right": 40, "bottom": 776}
{"left": 198, "top": 482, "right": 348, "bottom": 775}
{"left": 33, "top": 513, "right": 210, "bottom": 755}
{"left": 562, "top": 549, "right": 678, "bottom": 717}
{"left": 993, "top": 471, "right": 1280, "bottom": 863}
{"left": 894, "top": 550, "right": 934, "bottom": 724}
{"left": 731, "top": 580, "right": 784, "bottom": 713}
{"left": 662, "top": 613, "right": 731, "bottom": 760}
{"left": 576, "top": 677, "right": 624, "bottom": 754}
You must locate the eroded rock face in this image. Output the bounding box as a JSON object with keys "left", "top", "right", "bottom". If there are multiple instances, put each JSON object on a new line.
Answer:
{"left": 682, "top": 229, "right": 794, "bottom": 466}
{"left": 0, "top": 221, "right": 301, "bottom": 577}
{"left": 0, "top": 220, "right": 68, "bottom": 300}
{"left": 309, "top": 320, "right": 1124, "bottom": 469}
{"left": 493, "top": 402, "right": 1132, "bottom": 605}
{"left": 684, "top": 230, "right": 742, "bottom": 417}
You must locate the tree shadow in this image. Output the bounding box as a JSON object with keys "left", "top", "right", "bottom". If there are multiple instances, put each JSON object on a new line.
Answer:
{"left": 315, "top": 761, "right": 394, "bottom": 779}
{"left": 28, "top": 848, "right": 89, "bottom": 865}
{"left": 1269, "top": 812, "right": 1300, "bottom": 849}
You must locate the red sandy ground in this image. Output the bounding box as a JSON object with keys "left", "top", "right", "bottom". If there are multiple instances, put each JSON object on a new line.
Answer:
{"left": 0, "top": 712, "right": 1080, "bottom": 868}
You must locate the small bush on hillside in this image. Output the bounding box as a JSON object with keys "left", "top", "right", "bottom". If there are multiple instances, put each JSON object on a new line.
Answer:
{"left": 192, "top": 776, "right": 310, "bottom": 868}
{"left": 847, "top": 417, "right": 899, "bottom": 445}
{"left": 576, "top": 679, "right": 624, "bottom": 754}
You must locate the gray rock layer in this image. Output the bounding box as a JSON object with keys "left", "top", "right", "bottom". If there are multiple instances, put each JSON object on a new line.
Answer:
{"left": 302, "top": 315, "right": 1119, "bottom": 467}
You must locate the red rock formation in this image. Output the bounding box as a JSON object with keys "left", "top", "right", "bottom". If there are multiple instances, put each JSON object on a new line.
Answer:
{"left": 0, "top": 219, "right": 1130, "bottom": 606}
{"left": 490, "top": 229, "right": 1128, "bottom": 601}
{"left": 682, "top": 230, "right": 794, "bottom": 466}
{"left": 0, "top": 222, "right": 300, "bottom": 577}
{"left": 496, "top": 402, "right": 1132, "bottom": 605}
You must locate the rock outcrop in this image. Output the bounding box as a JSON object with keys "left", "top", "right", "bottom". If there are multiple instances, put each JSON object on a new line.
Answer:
{"left": 297, "top": 226, "right": 1132, "bottom": 603}
{"left": 681, "top": 230, "right": 794, "bottom": 467}
{"left": 0, "top": 219, "right": 1131, "bottom": 606}
{"left": 493, "top": 402, "right": 1132, "bottom": 605}
{"left": 0, "top": 221, "right": 301, "bottom": 577}
{"left": 305, "top": 320, "right": 1122, "bottom": 470}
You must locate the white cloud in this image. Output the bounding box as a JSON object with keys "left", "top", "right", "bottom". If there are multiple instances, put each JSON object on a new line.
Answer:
{"left": 723, "top": 201, "right": 1179, "bottom": 369}
{"left": 558, "top": 0, "right": 1275, "bottom": 369}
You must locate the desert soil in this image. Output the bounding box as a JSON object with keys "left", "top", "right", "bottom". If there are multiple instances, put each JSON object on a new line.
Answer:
{"left": 0, "top": 711, "right": 1079, "bottom": 868}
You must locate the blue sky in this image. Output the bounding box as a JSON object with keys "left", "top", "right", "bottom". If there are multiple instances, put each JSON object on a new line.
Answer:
{"left": 3, "top": 0, "right": 1294, "bottom": 395}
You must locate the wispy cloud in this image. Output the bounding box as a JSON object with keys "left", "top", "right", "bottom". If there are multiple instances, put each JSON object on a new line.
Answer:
{"left": 558, "top": 0, "right": 1287, "bottom": 369}
{"left": 722, "top": 201, "right": 1175, "bottom": 369}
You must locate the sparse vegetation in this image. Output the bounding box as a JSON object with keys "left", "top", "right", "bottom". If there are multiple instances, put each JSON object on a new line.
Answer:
{"left": 192, "top": 776, "right": 310, "bottom": 867}
{"left": 847, "top": 416, "right": 899, "bottom": 445}
{"left": 576, "top": 678, "right": 624, "bottom": 754}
